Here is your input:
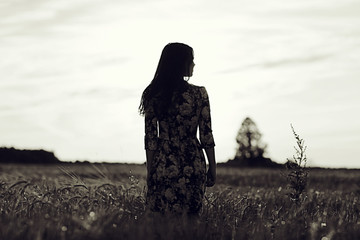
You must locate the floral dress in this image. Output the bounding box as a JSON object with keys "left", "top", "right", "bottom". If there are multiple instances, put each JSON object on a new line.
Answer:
{"left": 144, "top": 84, "right": 215, "bottom": 214}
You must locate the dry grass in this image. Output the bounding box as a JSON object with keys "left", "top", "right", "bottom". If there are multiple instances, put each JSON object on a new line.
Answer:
{"left": 0, "top": 163, "right": 359, "bottom": 240}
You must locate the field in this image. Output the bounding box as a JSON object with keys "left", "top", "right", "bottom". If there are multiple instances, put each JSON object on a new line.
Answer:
{"left": 0, "top": 163, "right": 359, "bottom": 240}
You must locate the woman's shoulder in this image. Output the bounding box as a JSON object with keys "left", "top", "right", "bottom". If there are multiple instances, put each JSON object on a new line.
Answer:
{"left": 187, "top": 83, "right": 206, "bottom": 92}
{"left": 187, "top": 83, "right": 208, "bottom": 97}
{"left": 187, "top": 83, "right": 203, "bottom": 88}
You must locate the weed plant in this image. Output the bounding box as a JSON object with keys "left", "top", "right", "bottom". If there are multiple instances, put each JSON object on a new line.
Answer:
{"left": 285, "top": 124, "right": 309, "bottom": 205}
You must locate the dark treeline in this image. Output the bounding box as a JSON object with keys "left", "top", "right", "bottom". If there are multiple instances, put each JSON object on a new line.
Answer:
{"left": 0, "top": 147, "right": 60, "bottom": 164}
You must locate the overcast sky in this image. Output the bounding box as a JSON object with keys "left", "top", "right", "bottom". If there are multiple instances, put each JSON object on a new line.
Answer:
{"left": 1, "top": 0, "right": 359, "bottom": 168}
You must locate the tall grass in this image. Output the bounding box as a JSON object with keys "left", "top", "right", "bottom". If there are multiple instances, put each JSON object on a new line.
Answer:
{"left": 0, "top": 163, "right": 359, "bottom": 239}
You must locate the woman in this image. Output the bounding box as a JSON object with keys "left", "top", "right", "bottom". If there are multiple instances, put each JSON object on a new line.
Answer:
{"left": 139, "top": 42, "right": 216, "bottom": 215}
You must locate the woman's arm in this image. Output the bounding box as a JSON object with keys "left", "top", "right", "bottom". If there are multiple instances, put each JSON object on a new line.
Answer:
{"left": 198, "top": 87, "right": 216, "bottom": 187}
{"left": 144, "top": 111, "right": 158, "bottom": 183}
{"left": 145, "top": 150, "right": 155, "bottom": 182}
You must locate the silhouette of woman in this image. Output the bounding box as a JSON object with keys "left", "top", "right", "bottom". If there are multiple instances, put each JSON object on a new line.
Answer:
{"left": 139, "top": 43, "right": 216, "bottom": 215}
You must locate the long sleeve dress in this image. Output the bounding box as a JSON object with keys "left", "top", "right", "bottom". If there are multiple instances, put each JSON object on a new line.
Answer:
{"left": 144, "top": 84, "right": 215, "bottom": 214}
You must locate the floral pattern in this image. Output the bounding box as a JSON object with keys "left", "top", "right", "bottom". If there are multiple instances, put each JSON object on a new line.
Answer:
{"left": 144, "top": 84, "right": 215, "bottom": 214}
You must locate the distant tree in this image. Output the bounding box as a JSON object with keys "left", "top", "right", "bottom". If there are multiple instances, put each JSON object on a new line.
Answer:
{"left": 235, "top": 117, "right": 267, "bottom": 160}
{"left": 218, "top": 116, "right": 282, "bottom": 168}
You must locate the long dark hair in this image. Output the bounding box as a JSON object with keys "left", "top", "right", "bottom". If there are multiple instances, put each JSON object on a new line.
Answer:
{"left": 139, "top": 43, "right": 194, "bottom": 118}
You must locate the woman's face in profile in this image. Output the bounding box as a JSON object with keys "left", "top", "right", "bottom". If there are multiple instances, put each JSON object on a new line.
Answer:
{"left": 188, "top": 61, "right": 195, "bottom": 77}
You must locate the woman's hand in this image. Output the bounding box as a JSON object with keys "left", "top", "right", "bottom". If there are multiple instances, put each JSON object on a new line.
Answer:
{"left": 146, "top": 171, "right": 150, "bottom": 184}
{"left": 204, "top": 147, "right": 216, "bottom": 187}
{"left": 145, "top": 150, "right": 155, "bottom": 184}
{"left": 206, "top": 168, "right": 216, "bottom": 187}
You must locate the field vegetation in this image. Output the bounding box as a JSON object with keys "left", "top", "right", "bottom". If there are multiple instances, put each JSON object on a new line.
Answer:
{"left": 0, "top": 163, "right": 359, "bottom": 240}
